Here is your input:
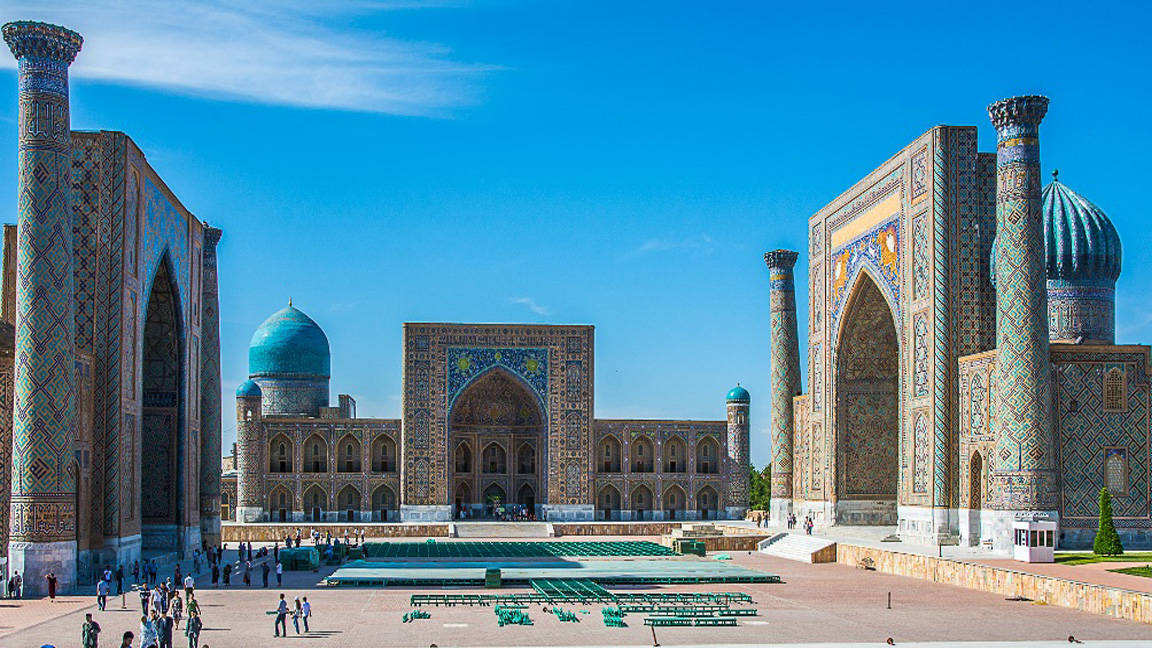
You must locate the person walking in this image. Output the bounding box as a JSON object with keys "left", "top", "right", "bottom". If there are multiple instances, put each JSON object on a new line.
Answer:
{"left": 173, "top": 565, "right": 182, "bottom": 589}
{"left": 301, "top": 596, "right": 311, "bottom": 632}
{"left": 140, "top": 613, "right": 159, "bottom": 648}
{"left": 171, "top": 593, "right": 184, "bottom": 631}
{"left": 132, "top": 561, "right": 140, "bottom": 584}
{"left": 222, "top": 563, "right": 231, "bottom": 587}
{"left": 116, "top": 565, "right": 125, "bottom": 595}
{"left": 183, "top": 573, "right": 194, "bottom": 598}
{"left": 82, "top": 613, "right": 102, "bottom": 648}
{"left": 243, "top": 560, "right": 251, "bottom": 587}
{"left": 96, "top": 577, "right": 110, "bottom": 611}
{"left": 186, "top": 592, "right": 200, "bottom": 619}
{"left": 156, "top": 611, "right": 174, "bottom": 648}
{"left": 291, "top": 597, "right": 302, "bottom": 634}
{"left": 45, "top": 571, "right": 58, "bottom": 602}
{"left": 274, "top": 593, "right": 288, "bottom": 638}
{"left": 192, "top": 550, "right": 201, "bottom": 576}
{"left": 119, "top": 630, "right": 135, "bottom": 648}
{"left": 151, "top": 586, "right": 166, "bottom": 616}
{"left": 275, "top": 561, "right": 282, "bottom": 586}
{"left": 185, "top": 609, "right": 203, "bottom": 648}
{"left": 139, "top": 585, "right": 150, "bottom": 615}
{"left": 261, "top": 561, "right": 270, "bottom": 588}
{"left": 210, "top": 563, "right": 219, "bottom": 588}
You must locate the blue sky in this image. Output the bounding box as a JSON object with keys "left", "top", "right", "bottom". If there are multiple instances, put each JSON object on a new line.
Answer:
{"left": 2, "top": 1, "right": 1150, "bottom": 467}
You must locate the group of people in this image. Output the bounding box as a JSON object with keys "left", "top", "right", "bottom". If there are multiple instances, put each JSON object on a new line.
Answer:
{"left": 272, "top": 592, "right": 313, "bottom": 637}
{"left": 785, "top": 513, "right": 816, "bottom": 535}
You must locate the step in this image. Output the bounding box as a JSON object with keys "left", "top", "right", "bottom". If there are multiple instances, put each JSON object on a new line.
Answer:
{"left": 757, "top": 533, "right": 837, "bottom": 563}
{"left": 454, "top": 523, "right": 553, "bottom": 538}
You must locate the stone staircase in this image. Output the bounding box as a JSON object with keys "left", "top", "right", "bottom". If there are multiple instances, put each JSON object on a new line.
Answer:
{"left": 453, "top": 522, "right": 554, "bottom": 538}
{"left": 758, "top": 532, "right": 837, "bottom": 563}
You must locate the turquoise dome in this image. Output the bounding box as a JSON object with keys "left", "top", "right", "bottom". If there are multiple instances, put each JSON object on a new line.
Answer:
{"left": 726, "top": 384, "right": 750, "bottom": 403}
{"left": 248, "top": 305, "right": 331, "bottom": 378}
{"left": 1043, "top": 180, "right": 1121, "bottom": 283}
{"left": 236, "top": 379, "right": 262, "bottom": 398}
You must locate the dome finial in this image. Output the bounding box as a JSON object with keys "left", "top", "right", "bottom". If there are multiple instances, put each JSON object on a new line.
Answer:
{"left": 289, "top": 296, "right": 293, "bottom": 307}
{"left": 1052, "top": 168, "right": 1059, "bottom": 182}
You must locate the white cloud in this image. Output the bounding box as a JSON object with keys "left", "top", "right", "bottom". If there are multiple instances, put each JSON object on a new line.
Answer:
{"left": 1, "top": 0, "right": 495, "bottom": 115}
{"left": 510, "top": 296, "right": 551, "bottom": 316}
{"left": 629, "top": 234, "right": 714, "bottom": 256}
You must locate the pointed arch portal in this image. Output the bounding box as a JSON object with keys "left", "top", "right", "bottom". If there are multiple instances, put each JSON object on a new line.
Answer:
{"left": 834, "top": 272, "right": 899, "bottom": 525}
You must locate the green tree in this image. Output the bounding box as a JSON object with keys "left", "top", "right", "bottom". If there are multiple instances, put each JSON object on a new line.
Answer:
{"left": 1093, "top": 487, "right": 1124, "bottom": 556}
{"left": 748, "top": 464, "right": 772, "bottom": 511}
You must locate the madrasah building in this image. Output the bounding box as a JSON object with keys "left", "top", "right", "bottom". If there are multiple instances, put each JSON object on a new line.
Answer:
{"left": 224, "top": 315, "right": 751, "bottom": 525}
{"left": 767, "top": 95, "right": 1150, "bottom": 550}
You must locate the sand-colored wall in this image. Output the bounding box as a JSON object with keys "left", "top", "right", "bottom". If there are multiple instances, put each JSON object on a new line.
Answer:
{"left": 837, "top": 543, "right": 1152, "bottom": 625}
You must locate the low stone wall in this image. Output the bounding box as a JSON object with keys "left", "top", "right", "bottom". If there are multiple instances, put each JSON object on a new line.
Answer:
{"left": 837, "top": 543, "right": 1152, "bottom": 625}
{"left": 659, "top": 534, "right": 772, "bottom": 552}
{"left": 552, "top": 522, "right": 681, "bottom": 536}
{"left": 222, "top": 523, "right": 449, "bottom": 542}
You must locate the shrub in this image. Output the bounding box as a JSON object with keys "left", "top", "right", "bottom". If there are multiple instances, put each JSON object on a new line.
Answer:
{"left": 1093, "top": 487, "right": 1124, "bottom": 556}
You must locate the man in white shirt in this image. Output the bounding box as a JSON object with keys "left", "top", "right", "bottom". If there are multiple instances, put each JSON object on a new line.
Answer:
{"left": 183, "top": 574, "right": 194, "bottom": 597}
{"left": 301, "top": 597, "right": 311, "bottom": 632}
{"left": 275, "top": 561, "right": 283, "bottom": 586}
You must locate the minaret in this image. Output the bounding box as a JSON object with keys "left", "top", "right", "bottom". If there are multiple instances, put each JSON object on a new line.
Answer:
{"left": 987, "top": 95, "right": 1057, "bottom": 541}
{"left": 235, "top": 380, "right": 265, "bottom": 523}
{"left": 764, "top": 249, "right": 800, "bottom": 523}
{"left": 4, "top": 21, "right": 83, "bottom": 595}
{"left": 199, "top": 226, "right": 223, "bottom": 545}
{"left": 725, "top": 385, "right": 751, "bottom": 519}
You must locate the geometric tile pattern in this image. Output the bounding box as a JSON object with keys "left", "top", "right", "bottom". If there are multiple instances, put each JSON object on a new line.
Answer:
{"left": 765, "top": 250, "right": 800, "bottom": 500}
{"left": 198, "top": 226, "right": 222, "bottom": 541}
{"left": 987, "top": 95, "right": 1058, "bottom": 510}
{"left": 5, "top": 22, "right": 83, "bottom": 543}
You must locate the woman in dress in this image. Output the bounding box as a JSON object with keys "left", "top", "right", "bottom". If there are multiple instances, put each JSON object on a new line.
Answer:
{"left": 45, "top": 572, "right": 58, "bottom": 602}
{"left": 171, "top": 592, "right": 184, "bottom": 630}
{"left": 140, "top": 612, "right": 159, "bottom": 648}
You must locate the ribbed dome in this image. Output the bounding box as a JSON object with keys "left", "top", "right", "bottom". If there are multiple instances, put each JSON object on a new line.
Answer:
{"left": 1044, "top": 180, "right": 1122, "bottom": 283}
{"left": 236, "top": 379, "right": 262, "bottom": 398}
{"left": 248, "top": 305, "right": 330, "bottom": 378}
{"left": 726, "top": 384, "right": 750, "bottom": 403}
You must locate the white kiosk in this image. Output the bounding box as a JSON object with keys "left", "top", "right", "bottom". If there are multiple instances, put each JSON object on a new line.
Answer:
{"left": 1013, "top": 519, "right": 1056, "bottom": 563}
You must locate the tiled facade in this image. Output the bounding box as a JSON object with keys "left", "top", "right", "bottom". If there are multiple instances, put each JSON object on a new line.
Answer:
{"left": 1, "top": 21, "right": 221, "bottom": 594}
{"left": 773, "top": 96, "right": 1146, "bottom": 549}
{"left": 230, "top": 322, "right": 749, "bottom": 523}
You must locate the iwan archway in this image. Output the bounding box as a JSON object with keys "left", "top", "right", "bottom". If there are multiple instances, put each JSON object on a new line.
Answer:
{"left": 448, "top": 368, "right": 545, "bottom": 519}
{"left": 833, "top": 272, "right": 899, "bottom": 525}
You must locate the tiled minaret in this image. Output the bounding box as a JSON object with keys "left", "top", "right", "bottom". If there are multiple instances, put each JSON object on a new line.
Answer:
{"left": 235, "top": 380, "right": 265, "bottom": 523}
{"left": 199, "top": 226, "right": 223, "bottom": 544}
{"left": 765, "top": 249, "right": 800, "bottom": 523}
{"left": 725, "top": 385, "right": 751, "bottom": 519}
{"left": 4, "top": 21, "right": 82, "bottom": 595}
{"left": 987, "top": 95, "right": 1057, "bottom": 543}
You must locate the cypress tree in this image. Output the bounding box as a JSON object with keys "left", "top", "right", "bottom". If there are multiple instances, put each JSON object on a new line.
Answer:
{"left": 1093, "top": 487, "right": 1124, "bottom": 556}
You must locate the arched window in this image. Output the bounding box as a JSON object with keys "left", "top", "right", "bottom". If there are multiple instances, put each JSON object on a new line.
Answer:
{"left": 303, "top": 486, "right": 326, "bottom": 522}
{"left": 599, "top": 436, "right": 621, "bottom": 473}
{"left": 220, "top": 492, "right": 231, "bottom": 521}
{"left": 337, "top": 485, "right": 361, "bottom": 522}
{"left": 597, "top": 485, "right": 621, "bottom": 521}
{"left": 372, "top": 485, "right": 396, "bottom": 522}
{"left": 663, "top": 485, "right": 686, "bottom": 520}
{"left": 631, "top": 485, "right": 653, "bottom": 520}
{"left": 336, "top": 435, "right": 361, "bottom": 473}
{"left": 516, "top": 444, "right": 535, "bottom": 474}
{"left": 269, "top": 486, "right": 292, "bottom": 523}
{"left": 303, "top": 436, "right": 328, "bottom": 473}
{"left": 482, "top": 443, "right": 507, "bottom": 474}
{"left": 372, "top": 436, "right": 396, "bottom": 473}
{"left": 697, "top": 486, "right": 719, "bottom": 520}
{"left": 665, "top": 436, "right": 686, "bottom": 473}
{"left": 268, "top": 436, "right": 292, "bottom": 473}
{"left": 455, "top": 443, "right": 472, "bottom": 473}
{"left": 631, "top": 436, "right": 654, "bottom": 473}
{"left": 696, "top": 437, "right": 720, "bottom": 474}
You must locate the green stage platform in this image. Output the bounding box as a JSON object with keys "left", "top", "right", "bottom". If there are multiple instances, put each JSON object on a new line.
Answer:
{"left": 323, "top": 558, "right": 778, "bottom": 587}
{"left": 360, "top": 540, "right": 676, "bottom": 559}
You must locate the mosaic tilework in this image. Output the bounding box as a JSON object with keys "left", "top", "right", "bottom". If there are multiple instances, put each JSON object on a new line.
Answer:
{"left": 987, "top": 96, "right": 1057, "bottom": 510}
{"left": 829, "top": 221, "right": 900, "bottom": 329}
{"left": 199, "top": 227, "right": 222, "bottom": 540}
{"left": 913, "top": 313, "right": 928, "bottom": 397}
{"left": 6, "top": 21, "right": 82, "bottom": 543}
{"left": 912, "top": 213, "right": 928, "bottom": 302}
{"left": 446, "top": 346, "right": 548, "bottom": 411}
{"left": 1053, "top": 353, "right": 1150, "bottom": 525}
{"left": 1048, "top": 282, "right": 1115, "bottom": 344}
{"left": 913, "top": 410, "right": 929, "bottom": 493}
{"left": 765, "top": 250, "right": 800, "bottom": 501}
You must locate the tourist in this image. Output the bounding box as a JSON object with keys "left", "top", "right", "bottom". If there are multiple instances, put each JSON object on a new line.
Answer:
{"left": 82, "top": 613, "right": 101, "bottom": 648}
{"left": 172, "top": 593, "right": 184, "bottom": 630}
{"left": 192, "top": 550, "right": 201, "bottom": 575}
{"left": 210, "top": 562, "right": 219, "bottom": 587}
{"left": 151, "top": 586, "right": 166, "bottom": 615}
{"left": 301, "top": 596, "right": 311, "bottom": 632}
{"left": 46, "top": 571, "right": 58, "bottom": 602}
{"left": 292, "top": 597, "right": 303, "bottom": 634}
{"left": 273, "top": 543, "right": 279, "bottom": 562}
{"left": 186, "top": 592, "right": 200, "bottom": 618}
{"left": 132, "top": 561, "right": 140, "bottom": 584}
{"left": 259, "top": 561, "right": 269, "bottom": 587}
{"left": 222, "top": 563, "right": 231, "bottom": 587}
{"left": 139, "top": 586, "right": 150, "bottom": 615}
{"left": 116, "top": 564, "right": 125, "bottom": 595}
{"left": 119, "top": 630, "right": 135, "bottom": 648}
{"left": 275, "top": 560, "right": 282, "bottom": 586}
{"left": 140, "top": 613, "right": 158, "bottom": 648}
{"left": 183, "top": 572, "right": 194, "bottom": 598}
{"left": 156, "top": 610, "right": 175, "bottom": 648}
{"left": 185, "top": 609, "right": 203, "bottom": 648}
{"left": 7, "top": 571, "right": 19, "bottom": 599}
{"left": 274, "top": 593, "right": 288, "bottom": 637}
{"left": 243, "top": 560, "right": 251, "bottom": 587}
{"left": 96, "top": 576, "right": 110, "bottom": 610}
{"left": 103, "top": 566, "right": 113, "bottom": 584}
{"left": 173, "top": 565, "right": 182, "bottom": 589}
